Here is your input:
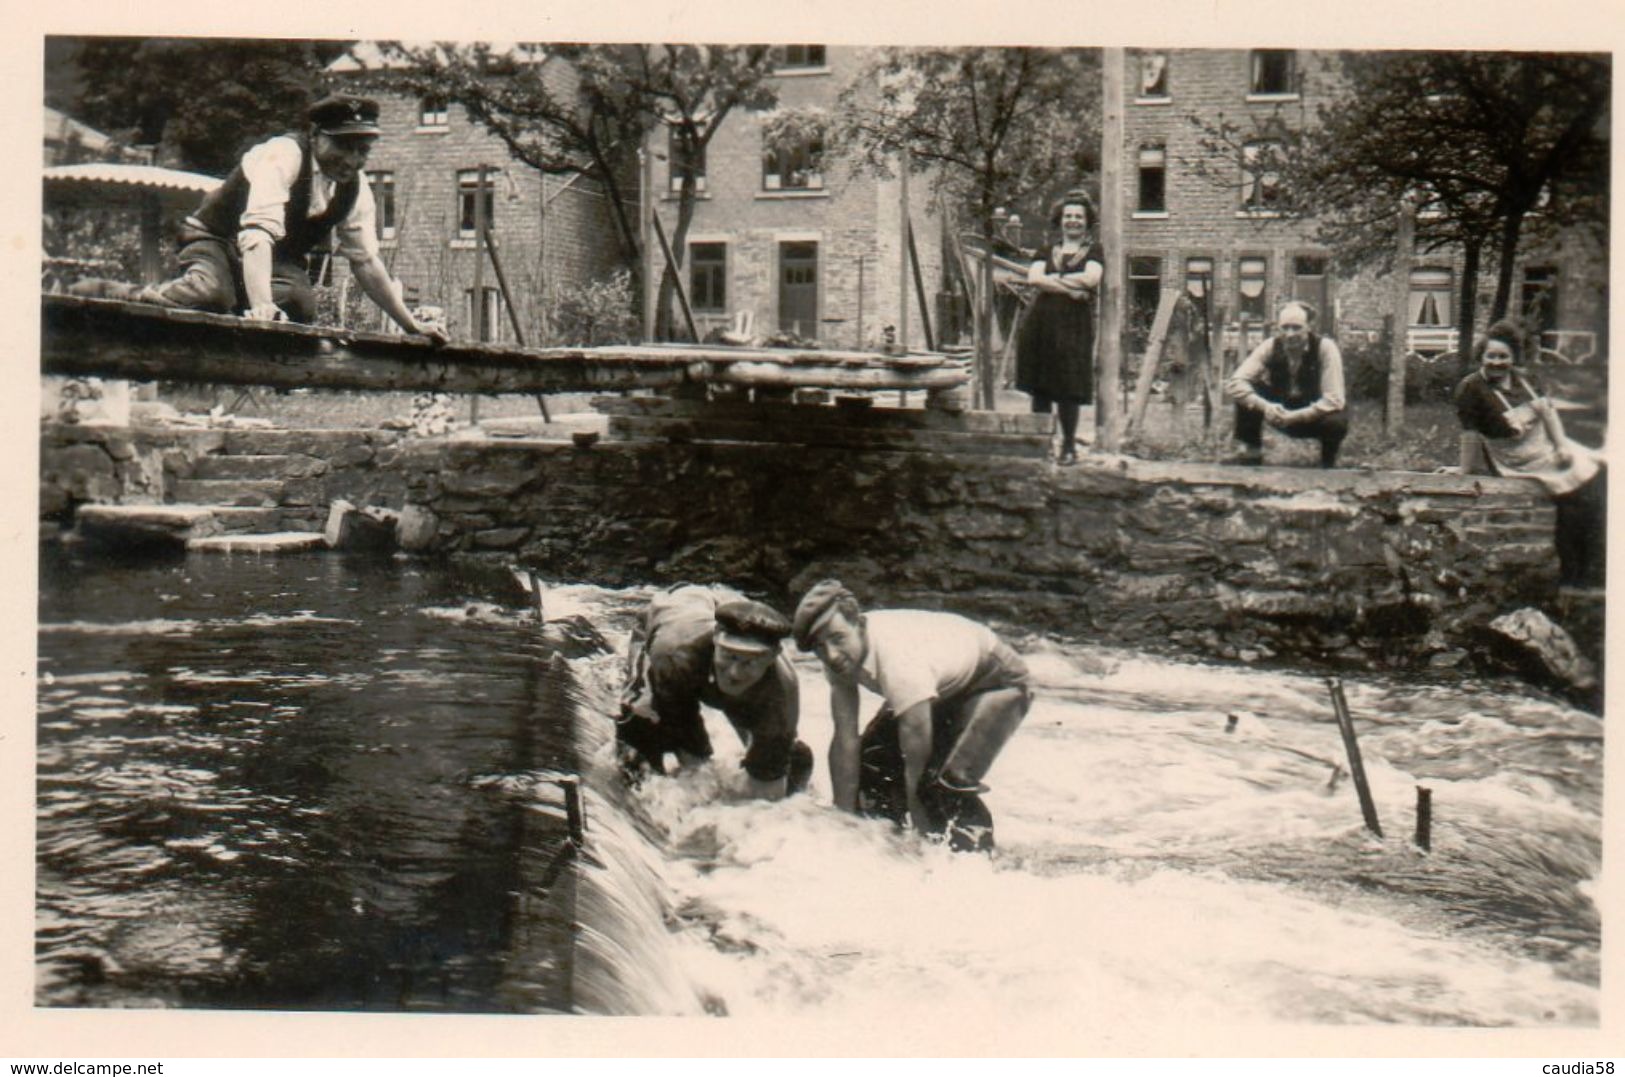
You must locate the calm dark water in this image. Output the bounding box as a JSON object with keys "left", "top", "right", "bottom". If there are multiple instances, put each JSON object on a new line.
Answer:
{"left": 36, "top": 545, "right": 591, "bottom": 1012}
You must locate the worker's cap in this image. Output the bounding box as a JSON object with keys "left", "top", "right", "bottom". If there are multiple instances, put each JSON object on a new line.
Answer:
{"left": 792, "top": 579, "right": 855, "bottom": 651}
{"left": 309, "top": 94, "right": 382, "bottom": 138}
{"left": 713, "top": 599, "right": 791, "bottom": 656}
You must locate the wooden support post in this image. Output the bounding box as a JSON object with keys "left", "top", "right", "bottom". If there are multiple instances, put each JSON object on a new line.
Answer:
{"left": 640, "top": 147, "right": 654, "bottom": 344}
{"left": 1127, "top": 285, "right": 1181, "bottom": 437}
{"left": 1415, "top": 786, "right": 1432, "bottom": 852}
{"left": 1386, "top": 197, "right": 1415, "bottom": 437}
{"left": 482, "top": 225, "right": 550, "bottom": 422}
{"left": 1097, "top": 48, "right": 1126, "bottom": 450}
{"left": 898, "top": 145, "right": 911, "bottom": 353}
{"left": 651, "top": 211, "right": 698, "bottom": 344}
{"left": 557, "top": 777, "right": 586, "bottom": 846}
{"left": 907, "top": 221, "right": 935, "bottom": 354}
{"left": 471, "top": 164, "right": 490, "bottom": 425}
{"left": 856, "top": 255, "right": 866, "bottom": 351}
{"left": 1326, "top": 677, "right": 1383, "bottom": 838}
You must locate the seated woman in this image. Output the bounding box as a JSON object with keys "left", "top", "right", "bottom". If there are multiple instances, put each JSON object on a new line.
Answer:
{"left": 1454, "top": 320, "right": 1606, "bottom": 590}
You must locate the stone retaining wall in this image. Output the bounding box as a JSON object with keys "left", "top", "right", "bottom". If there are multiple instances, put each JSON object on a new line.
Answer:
{"left": 392, "top": 437, "right": 1563, "bottom": 671}
{"left": 41, "top": 423, "right": 1571, "bottom": 672}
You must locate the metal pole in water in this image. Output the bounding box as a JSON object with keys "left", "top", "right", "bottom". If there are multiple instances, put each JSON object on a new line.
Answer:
{"left": 558, "top": 777, "right": 586, "bottom": 847}
{"left": 1326, "top": 677, "right": 1383, "bottom": 838}
{"left": 1415, "top": 786, "right": 1432, "bottom": 851}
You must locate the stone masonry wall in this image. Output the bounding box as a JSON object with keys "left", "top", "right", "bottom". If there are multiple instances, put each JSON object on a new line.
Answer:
{"left": 41, "top": 422, "right": 1568, "bottom": 673}
{"left": 393, "top": 437, "right": 1561, "bottom": 672}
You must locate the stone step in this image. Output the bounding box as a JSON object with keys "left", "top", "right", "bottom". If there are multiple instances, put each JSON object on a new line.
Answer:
{"left": 190, "top": 453, "right": 303, "bottom": 481}
{"left": 169, "top": 479, "right": 285, "bottom": 507}
{"left": 210, "top": 506, "right": 296, "bottom": 534}
{"left": 187, "top": 531, "right": 329, "bottom": 554}
{"left": 76, "top": 503, "right": 223, "bottom": 547}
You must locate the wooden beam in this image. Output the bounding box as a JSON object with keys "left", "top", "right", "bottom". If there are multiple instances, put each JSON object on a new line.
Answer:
{"left": 1126, "top": 286, "right": 1182, "bottom": 436}
{"left": 43, "top": 295, "right": 970, "bottom": 395}
{"left": 703, "top": 360, "right": 968, "bottom": 391}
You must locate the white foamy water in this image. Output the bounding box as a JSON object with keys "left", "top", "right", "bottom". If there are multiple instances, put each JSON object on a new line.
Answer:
{"left": 562, "top": 622, "right": 1600, "bottom": 1027}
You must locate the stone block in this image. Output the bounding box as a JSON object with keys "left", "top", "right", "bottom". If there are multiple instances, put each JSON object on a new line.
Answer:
{"left": 77, "top": 504, "right": 223, "bottom": 547}
{"left": 187, "top": 532, "right": 328, "bottom": 554}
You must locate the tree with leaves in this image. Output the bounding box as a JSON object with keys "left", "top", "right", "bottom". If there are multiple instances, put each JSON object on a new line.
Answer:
{"left": 71, "top": 37, "right": 348, "bottom": 176}
{"left": 362, "top": 43, "right": 779, "bottom": 341}
{"left": 832, "top": 47, "right": 1101, "bottom": 407}
{"left": 1188, "top": 51, "right": 1608, "bottom": 369}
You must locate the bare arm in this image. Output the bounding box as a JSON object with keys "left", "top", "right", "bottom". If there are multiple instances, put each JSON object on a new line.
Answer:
{"left": 827, "top": 676, "right": 862, "bottom": 813}
{"left": 895, "top": 701, "right": 935, "bottom": 833}
{"left": 1225, "top": 339, "right": 1276, "bottom": 410}
{"left": 241, "top": 242, "right": 277, "bottom": 319}
{"left": 351, "top": 255, "right": 448, "bottom": 342}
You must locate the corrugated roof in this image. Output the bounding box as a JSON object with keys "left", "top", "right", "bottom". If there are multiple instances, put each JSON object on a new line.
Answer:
{"left": 44, "top": 163, "right": 222, "bottom": 195}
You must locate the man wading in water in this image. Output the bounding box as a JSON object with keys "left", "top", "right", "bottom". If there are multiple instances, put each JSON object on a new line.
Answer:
{"left": 793, "top": 580, "right": 1032, "bottom": 852}
{"left": 618, "top": 586, "right": 813, "bottom": 799}
{"left": 71, "top": 94, "right": 448, "bottom": 344}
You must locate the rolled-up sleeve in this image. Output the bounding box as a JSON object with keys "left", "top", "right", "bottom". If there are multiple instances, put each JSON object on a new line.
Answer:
{"left": 1225, "top": 339, "right": 1273, "bottom": 408}
{"left": 1309, "top": 338, "right": 1346, "bottom": 415}
{"left": 335, "top": 173, "right": 380, "bottom": 264}
{"left": 237, "top": 137, "right": 303, "bottom": 254}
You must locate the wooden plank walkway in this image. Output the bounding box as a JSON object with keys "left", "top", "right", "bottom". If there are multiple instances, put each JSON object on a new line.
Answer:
{"left": 42, "top": 294, "right": 970, "bottom": 395}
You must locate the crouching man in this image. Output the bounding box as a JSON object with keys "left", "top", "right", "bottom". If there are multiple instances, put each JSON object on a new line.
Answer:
{"left": 618, "top": 585, "right": 813, "bottom": 799}
{"left": 792, "top": 580, "right": 1032, "bottom": 852}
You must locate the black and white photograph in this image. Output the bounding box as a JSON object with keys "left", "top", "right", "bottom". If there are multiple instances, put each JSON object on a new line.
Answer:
{"left": 10, "top": 1, "right": 1622, "bottom": 1060}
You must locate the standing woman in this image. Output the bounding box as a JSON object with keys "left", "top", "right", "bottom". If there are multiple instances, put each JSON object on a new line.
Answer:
{"left": 1015, "top": 190, "right": 1105, "bottom": 465}
{"left": 1455, "top": 320, "right": 1607, "bottom": 589}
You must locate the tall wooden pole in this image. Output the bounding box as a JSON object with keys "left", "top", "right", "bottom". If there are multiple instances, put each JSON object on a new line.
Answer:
{"left": 1385, "top": 196, "right": 1415, "bottom": 437}
{"left": 471, "top": 164, "right": 489, "bottom": 424}
{"left": 1097, "top": 48, "right": 1126, "bottom": 450}
{"left": 898, "top": 146, "right": 911, "bottom": 353}
{"left": 640, "top": 146, "right": 655, "bottom": 344}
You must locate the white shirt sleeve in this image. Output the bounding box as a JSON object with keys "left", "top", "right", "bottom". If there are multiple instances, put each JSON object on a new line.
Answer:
{"left": 237, "top": 137, "right": 304, "bottom": 252}
{"left": 335, "top": 172, "right": 380, "bottom": 265}
{"left": 1225, "top": 338, "right": 1274, "bottom": 407}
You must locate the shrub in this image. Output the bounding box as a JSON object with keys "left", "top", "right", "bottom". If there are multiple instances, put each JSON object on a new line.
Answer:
{"left": 547, "top": 270, "right": 640, "bottom": 347}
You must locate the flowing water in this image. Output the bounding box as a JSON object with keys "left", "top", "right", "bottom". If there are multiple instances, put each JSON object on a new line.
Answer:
{"left": 36, "top": 546, "right": 1602, "bottom": 1025}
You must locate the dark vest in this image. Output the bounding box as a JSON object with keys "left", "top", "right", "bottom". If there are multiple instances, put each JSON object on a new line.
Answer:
{"left": 1263, "top": 332, "right": 1322, "bottom": 406}
{"left": 192, "top": 132, "right": 361, "bottom": 262}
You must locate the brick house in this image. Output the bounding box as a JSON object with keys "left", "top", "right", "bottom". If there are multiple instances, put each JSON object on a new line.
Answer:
{"left": 648, "top": 45, "right": 944, "bottom": 351}
{"left": 328, "top": 47, "right": 629, "bottom": 344}
{"left": 1116, "top": 48, "right": 1607, "bottom": 368}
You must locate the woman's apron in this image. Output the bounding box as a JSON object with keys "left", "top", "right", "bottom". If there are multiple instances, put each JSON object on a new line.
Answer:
{"left": 1481, "top": 376, "right": 1599, "bottom": 497}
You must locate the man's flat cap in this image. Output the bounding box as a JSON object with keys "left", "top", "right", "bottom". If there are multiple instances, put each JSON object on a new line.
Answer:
{"left": 309, "top": 94, "right": 382, "bottom": 137}
{"left": 714, "top": 599, "right": 791, "bottom": 655}
{"left": 792, "top": 579, "right": 854, "bottom": 651}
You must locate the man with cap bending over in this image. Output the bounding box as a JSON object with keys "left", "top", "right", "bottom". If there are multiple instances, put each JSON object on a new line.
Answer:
{"left": 793, "top": 580, "right": 1032, "bottom": 852}
{"left": 618, "top": 585, "right": 814, "bottom": 800}
{"left": 71, "top": 94, "right": 447, "bottom": 342}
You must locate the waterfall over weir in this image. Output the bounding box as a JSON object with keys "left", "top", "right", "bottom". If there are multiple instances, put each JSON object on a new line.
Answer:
{"left": 34, "top": 555, "right": 1600, "bottom": 1027}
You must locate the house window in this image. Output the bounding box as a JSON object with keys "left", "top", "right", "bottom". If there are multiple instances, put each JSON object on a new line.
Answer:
{"left": 1237, "top": 256, "right": 1269, "bottom": 322}
{"left": 1136, "top": 145, "right": 1166, "bottom": 214}
{"left": 778, "top": 45, "right": 827, "bottom": 69}
{"left": 690, "top": 242, "right": 727, "bottom": 313}
{"left": 457, "top": 170, "right": 496, "bottom": 238}
{"left": 1128, "top": 256, "right": 1163, "bottom": 339}
{"left": 464, "top": 286, "right": 503, "bottom": 343}
{"left": 1138, "top": 52, "right": 1169, "bottom": 99}
{"left": 419, "top": 97, "right": 449, "bottom": 127}
{"left": 1249, "top": 50, "right": 1296, "bottom": 96}
{"left": 1185, "top": 257, "right": 1215, "bottom": 300}
{"left": 1292, "top": 255, "right": 1328, "bottom": 329}
{"left": 1241, "top": 141, "right": 1282, "bottom": 213}
{"left": 668, "top": 128, "right": 707, "bottom": 194}
{"left": 369, "top": 171, "right": 396, "bottom": 240}
{"left": 764, "top": 133, "right": 824, "bottom": 191}
{"left": 1408, "top": 267, "right": 1453, "bottom": 327}
{"left": 1521, "top": 266, "right": 1558, "bottom": 336}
